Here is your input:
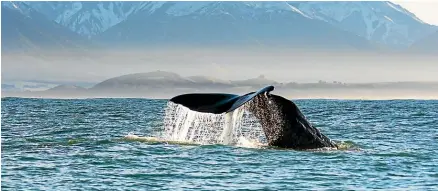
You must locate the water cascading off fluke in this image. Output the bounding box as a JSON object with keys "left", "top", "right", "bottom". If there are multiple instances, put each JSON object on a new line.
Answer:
{"left": 160, "top": 101, "right": 267, "bottom": 146}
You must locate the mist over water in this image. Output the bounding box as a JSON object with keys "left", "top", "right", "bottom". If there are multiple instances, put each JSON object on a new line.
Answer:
{"left": 2, "top": 48, "right": 438, "bottom": 84}
{"left": 3, "top": 48, "right": 438, "bottom": 100}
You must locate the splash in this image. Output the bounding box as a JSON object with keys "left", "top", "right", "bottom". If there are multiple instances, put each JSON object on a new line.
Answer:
{"left": 157, "top": 102, "right": 268, "bottom": 147}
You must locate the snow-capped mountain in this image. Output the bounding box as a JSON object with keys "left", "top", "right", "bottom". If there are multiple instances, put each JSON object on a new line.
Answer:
{"left": 3, "top": 1, "right": 154, "bottom": 37}
{"left": 97, "top": 1, "right": 375, "bottom": 50}
{"left": 296, "top": 1, "right": 437, "bottom": 48}
{"left": 2, "top": 1, "right": 436, "bottom": 50}
{"left": 409, "top": 31, "right": 438, "bottom": 54}
{"left": 1, "top": 1, "right": 35, "bottom": 16}
{"left": 1, "top": 2, "right": 90, "bottom": 51}
{"left": 52, "top": 2, "right": 152, "bottom": 37}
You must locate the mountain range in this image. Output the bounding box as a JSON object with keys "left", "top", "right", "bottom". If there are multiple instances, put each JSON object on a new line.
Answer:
{"left": 409, "top": 31, "right": 438, "bottom": 53}
{"left": 2, "top": 1, "right": 437, "bottom": 52}
{"left": 1, "top": 2, "right": 90, "bottom": 51}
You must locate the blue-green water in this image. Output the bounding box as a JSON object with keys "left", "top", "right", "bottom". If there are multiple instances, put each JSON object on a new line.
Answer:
{"left": 2, "top": 98, "right": 438, "bottom": 190}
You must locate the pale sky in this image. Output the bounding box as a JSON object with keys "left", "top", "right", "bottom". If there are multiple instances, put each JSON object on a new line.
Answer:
{"left": 393, "top": 1, "right": 438, "bottom": 26}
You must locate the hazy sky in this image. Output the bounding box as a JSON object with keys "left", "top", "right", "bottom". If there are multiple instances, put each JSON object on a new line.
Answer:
{"left": 394, "top": 1, "right": 438, "bottom": 25}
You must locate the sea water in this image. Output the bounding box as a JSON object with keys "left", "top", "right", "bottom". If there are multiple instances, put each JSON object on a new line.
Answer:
{"left": 1, "top": 98, "right": 438, "bottom": 190}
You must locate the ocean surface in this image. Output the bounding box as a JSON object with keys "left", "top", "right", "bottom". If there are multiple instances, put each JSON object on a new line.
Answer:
{"left": 1, "top": 97, "right": 438, "bottom": 190}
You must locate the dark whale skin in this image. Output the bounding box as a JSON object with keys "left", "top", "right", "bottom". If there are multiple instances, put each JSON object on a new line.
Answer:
{"left": 245, "top": 94, "right": 337, "bottom": 149}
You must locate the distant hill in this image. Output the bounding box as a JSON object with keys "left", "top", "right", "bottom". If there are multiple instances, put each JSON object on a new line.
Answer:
{"left": 186, "top": 76, "right": 232, "bottom": 88}
{"left": 231, "top": 75, "right": 280, "bottom": 88}
{"left": 1, "top": 84, "right": 19, "bottom": 92}
{"left": 91, "top": 71, "right": 286, "bottom": 91}
{"left": 92, "top": 71, "right": 196, "bottom": 90}
{"left": 3, "top": 71, "right": 438, "bottom": 99}
{"left": 46, "top": 85, "right": 87, "bottom": 92}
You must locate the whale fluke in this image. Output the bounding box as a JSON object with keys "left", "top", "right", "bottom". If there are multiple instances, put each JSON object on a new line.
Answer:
{"left": 169, "top": 86, "right": 274, "bottom": 114}
{"left": 169, "top": 86, "right": 337, "bottom": 149}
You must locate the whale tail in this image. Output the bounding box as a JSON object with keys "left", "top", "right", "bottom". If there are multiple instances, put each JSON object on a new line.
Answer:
{"left": 169, "top": 86, "right": 274, "bottom": 114}
{"left": 168, "top": 85, "right": 337, "bottom": 149}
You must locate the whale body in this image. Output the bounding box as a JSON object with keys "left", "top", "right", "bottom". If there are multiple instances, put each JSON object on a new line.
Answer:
{"left": 169, "top": 86, "right": 337, "bottom": 150}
